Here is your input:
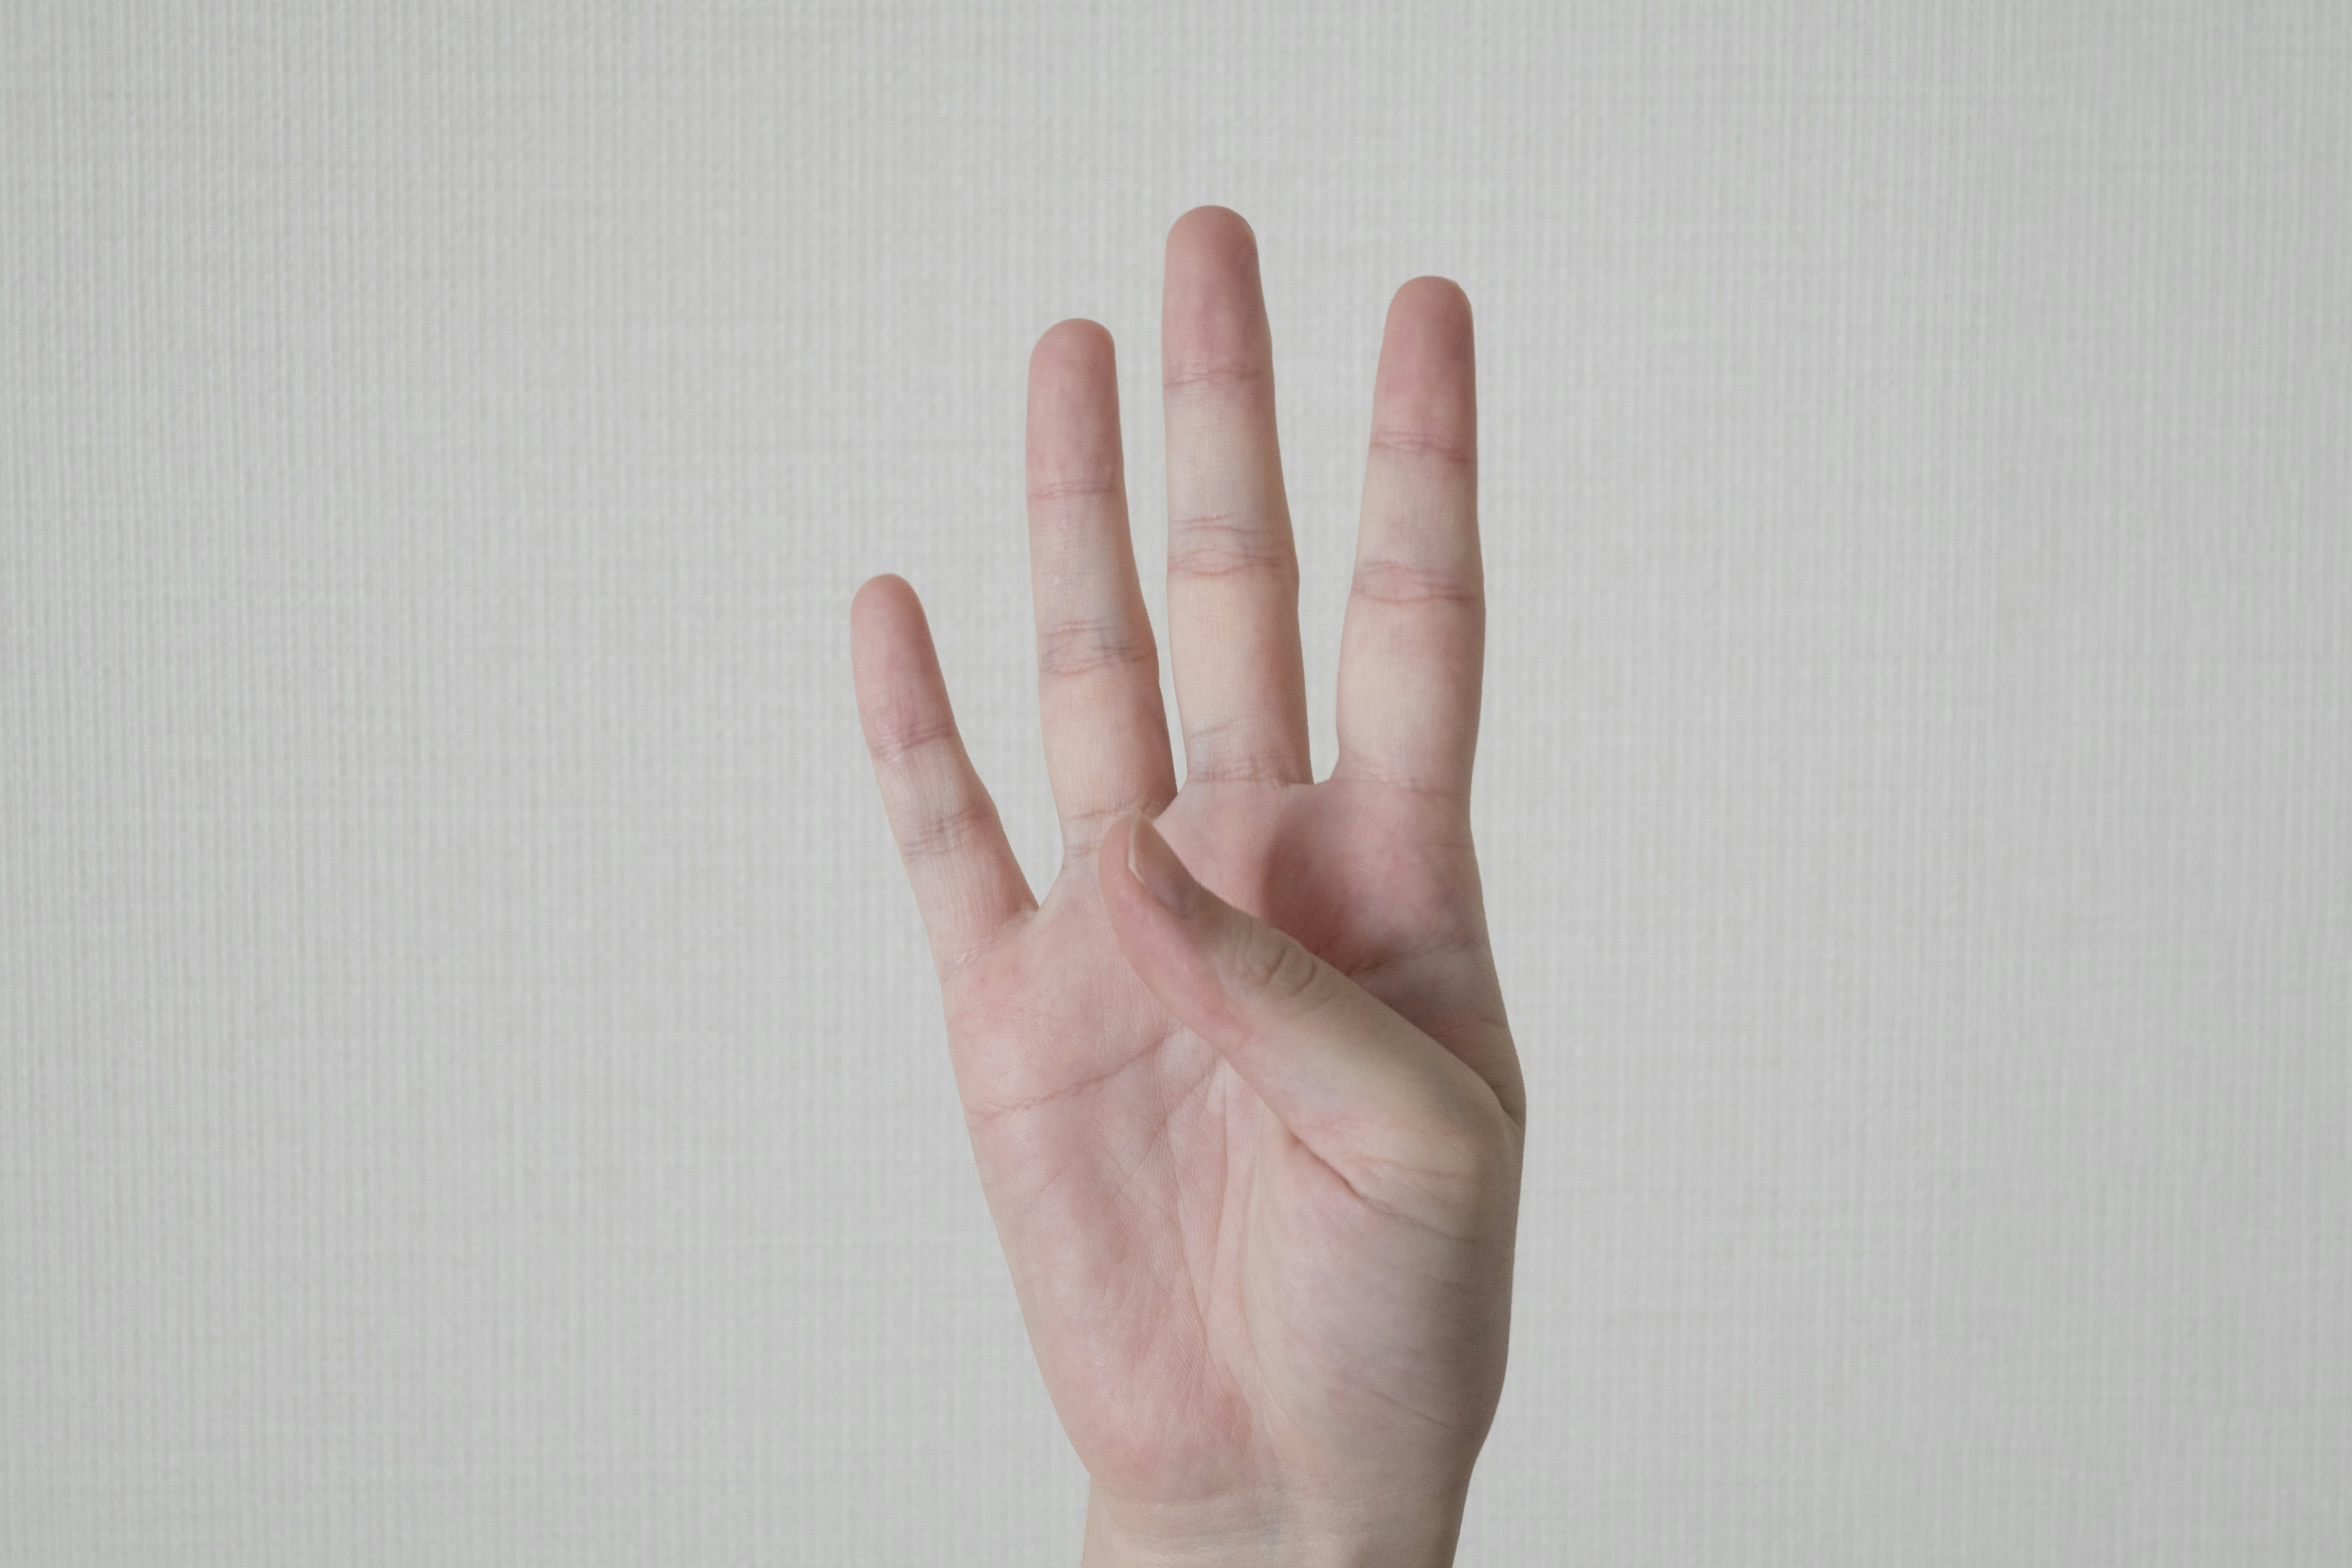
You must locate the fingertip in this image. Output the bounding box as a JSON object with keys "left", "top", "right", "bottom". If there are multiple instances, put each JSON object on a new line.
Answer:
{"left": 1096, "top": 809, "right": 1242, "bottom": 1042}
{"left": 1162, "top": 207, "right": 1273, "bottom": 382}
{"left": 1098, "top": 807, "right": 1218, "bottom": 934}
{"left": 1391, "top": 274, "right": 1471, "bottom": 322}
{"left": 1095, "top": 807, "right": 1155, "bottom": 919}
{"left": 1167, "top": 205, "right": 1257, "bottom": 264}
{"left": 1032, "top": 317, "right": 1115, "bottom": 373}
{"left": 851, "top": 573, "right": 921, "bottom": 641}
{"left": 1371, "top": 281, "right": 1477, "bottom": 448}
{"left": 850, "top": 575, "right": 942, "bottom": 705}
{"left": 1028, "top": 318, "right": 1122, "bottom": 432}
{"left": 1131, "top": 809, "right": 1205, "bottom": 914}
{"left": 1096, "top": 810, "right": 1158, "bottom": 969}
{"left": 1384, "top": 277, "right": 1476, "bottom": 364}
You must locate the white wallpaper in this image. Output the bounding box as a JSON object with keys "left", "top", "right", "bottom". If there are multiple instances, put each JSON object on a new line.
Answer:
{"left": 4, "top": 2, "right": 2346, "bottom": 1562}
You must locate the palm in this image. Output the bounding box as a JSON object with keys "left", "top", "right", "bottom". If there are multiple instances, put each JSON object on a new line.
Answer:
{"left": 852, "top": 208, "right": 1524, "bottom": 1535}
{"left": 949, "top": 774, "right": 1504, "bottom": 1502}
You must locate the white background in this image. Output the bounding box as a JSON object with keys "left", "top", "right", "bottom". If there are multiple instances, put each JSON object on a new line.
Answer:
{"left": 4, "top": 2, "right": 2346, "bottom": 1562}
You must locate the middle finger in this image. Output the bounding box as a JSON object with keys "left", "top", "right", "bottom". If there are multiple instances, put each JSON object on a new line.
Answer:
{"left": 1159, "top": 207, "right": 1312, "bottom": 788}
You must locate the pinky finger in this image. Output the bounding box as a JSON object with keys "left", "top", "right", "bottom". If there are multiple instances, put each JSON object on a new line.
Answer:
{"left": 851, "top": 575, "right": 1036, "bottom": 976}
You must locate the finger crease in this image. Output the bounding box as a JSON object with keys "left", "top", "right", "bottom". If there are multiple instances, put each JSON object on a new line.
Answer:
{"left": 1036, "top": 617, "right": 1158, "bottom": 677}
{"left": 1168, "top": 516, "right": 1297, "bottom": 580}
{"left": 895, "top": 794, "right": 1003, "bottom": 862}
{"left": 1368, "top": 429, "right": 1476, "bottom": 469}
{"left": 1163, "top": 362, "right": 1268, "bottom": 393}
{"left": 1349, "top": 559, "right": 1483, "bottom": 608}
{"left": 1027, "top": 475, "right": 1125, "bottom": 505}
{"left": 868, "top": 709, "right": 960, "bottom": 764}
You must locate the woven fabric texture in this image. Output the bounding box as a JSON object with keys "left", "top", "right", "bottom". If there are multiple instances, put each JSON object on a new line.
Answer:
{"left": 4, "top": 2, "right": 2346, "bottom": 1562}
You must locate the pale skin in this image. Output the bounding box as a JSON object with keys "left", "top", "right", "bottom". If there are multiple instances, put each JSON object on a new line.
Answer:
{"left": 850, "top": 207, "right": 1525, "bottom": 1567}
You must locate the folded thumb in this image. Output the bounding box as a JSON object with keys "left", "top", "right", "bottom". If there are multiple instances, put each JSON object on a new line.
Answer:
{"left": 1098, "top": 809, "right": 1504, "bottom": 1180}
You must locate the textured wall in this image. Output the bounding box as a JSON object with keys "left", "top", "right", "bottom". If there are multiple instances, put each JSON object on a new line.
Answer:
{"left": 4, "top": 2, "right": 2346, "bottom": 1562}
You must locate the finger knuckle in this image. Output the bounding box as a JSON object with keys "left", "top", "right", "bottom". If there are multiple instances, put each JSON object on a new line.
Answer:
{"left": 867, "top": 706, "right": 958, "bottom": 766}
{"left": 1348, "top": 557, "right": 1483, "bottom": 610}
{"left": 1422, "top": 1103, "right": 1513, "bottom": 1190}
{"left": 1036, "top": 615, "right": 1156, "bottom": 678}
{"left": 1165, "top": 511, "right": 1298, "bottom": 585}
{"left": 1231, "top": 922, "right": 1325, "bottom": 1009}
{"left": 897, "top": 794, "right": 1000, "bottom": 862}
{"left": 1367, "top": 1096, "right": 1517, "bottom": 1209}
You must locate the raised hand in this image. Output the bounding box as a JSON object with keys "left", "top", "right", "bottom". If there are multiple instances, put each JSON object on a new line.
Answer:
{"left": 851, "top": 207, "right": 1525, "bottom": 1568}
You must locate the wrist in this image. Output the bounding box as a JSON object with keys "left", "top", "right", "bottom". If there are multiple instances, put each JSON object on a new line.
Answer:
{"left": 1080, "top": 1478, "right": 1464, "bottom": 1568}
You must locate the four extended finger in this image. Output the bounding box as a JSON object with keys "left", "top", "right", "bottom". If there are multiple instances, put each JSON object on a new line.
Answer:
{"left": 1334, "top": 277, "right": 1483, "bottom": 805}
{"left": 1159, "top": 206, "right": 1313, "bottom": 787}
{"left": 851, "top": 574, "right": 1036, "bottom": 974}
{"left": 1026, "top": 320, "right": 1178, "bottom": 858}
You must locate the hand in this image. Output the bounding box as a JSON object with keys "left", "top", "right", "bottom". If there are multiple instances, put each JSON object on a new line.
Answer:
{"left": 851, "top": 207, "right": 1525, "bottom": 1567}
